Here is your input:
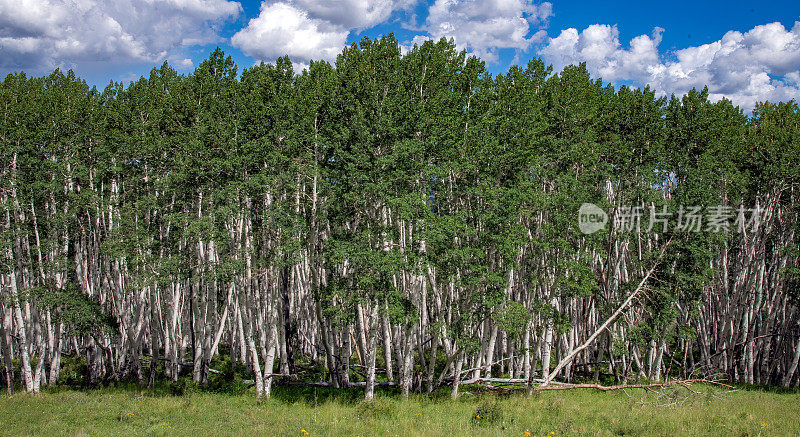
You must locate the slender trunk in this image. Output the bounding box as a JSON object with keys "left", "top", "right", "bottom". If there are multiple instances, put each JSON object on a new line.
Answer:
{"left": 364, "top": 303, "right": 379, "bottom": 401}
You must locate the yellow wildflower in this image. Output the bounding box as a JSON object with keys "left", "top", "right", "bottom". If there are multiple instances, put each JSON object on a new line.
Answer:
{"left": 524, "top": 432, "right": 531, "bottom": 437}
{"left": 426, "top": 419, "right": 431, "bottom": 425}
{"left": 301, "top": 429, "right": 309, "bottom": 435}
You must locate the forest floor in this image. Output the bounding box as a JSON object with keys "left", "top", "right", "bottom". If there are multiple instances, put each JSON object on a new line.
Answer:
{"left": 0, "top": 383, "right": 798, "bottom": 436}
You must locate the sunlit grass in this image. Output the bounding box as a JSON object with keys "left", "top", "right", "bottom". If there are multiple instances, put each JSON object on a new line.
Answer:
{"left": 0, "top": 384, "right": 797, "bottom": 436}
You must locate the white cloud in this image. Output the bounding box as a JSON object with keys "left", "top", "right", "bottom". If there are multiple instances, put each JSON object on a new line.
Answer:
{"left": 410, "top": 0, "right": 553, "bottom": 62}
{"left": 231, "top": 2, "right": 349, "bottom": 64}
{"left": 0, "top": 0, "right": 241, "bottom": 72}
{"left": 539, "top": 21, "right": 800, "bottom": 110}
{"left": 231, "top": 0, "right": 416, "bottom": 66}
{"left": 292, "top": 0, "right": 416, "bottom": 30}
{"left": 173, "top": 57, "right": 195, "bottom": 69}
{"left": 539, "top": 24, "right": 663, "bottom": 85}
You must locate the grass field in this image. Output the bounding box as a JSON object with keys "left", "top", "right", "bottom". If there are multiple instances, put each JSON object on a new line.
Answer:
{"left": 1, "top": 383, "right": 798, "bottom": 436}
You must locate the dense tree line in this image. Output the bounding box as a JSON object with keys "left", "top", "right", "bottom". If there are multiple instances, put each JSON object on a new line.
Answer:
{"left": 1, "top": 36, "right": 799, "bottom": 399}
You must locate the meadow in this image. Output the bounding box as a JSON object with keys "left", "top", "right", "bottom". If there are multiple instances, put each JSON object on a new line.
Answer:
{"left": 1, "top": 383, "right": 798, "bottom": 436}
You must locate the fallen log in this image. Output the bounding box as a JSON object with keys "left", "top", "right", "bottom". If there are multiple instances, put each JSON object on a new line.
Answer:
{"left": 142, "top": 357, "right": 221, "bottom": 374}
{"left": 459, "top": 377, "right": 528, "bottom": 385}
{"left": 531, "top": 379, "right": 736, "bottom": 391}
{"left": 274, "top": 380, "right": 398, "bottom": 388}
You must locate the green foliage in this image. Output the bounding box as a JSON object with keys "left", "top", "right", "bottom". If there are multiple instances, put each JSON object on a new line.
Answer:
{"left": 169, "top": 378, "right": 200, "bottom": 397}
{"left": 31, "top": 282, "right": 118, "bottom": 336}
{"left": 492, "top": 302, "right": 530, "bottom": 340}
{"left": 56, "top": 356, "right": 89, "bottom": 388}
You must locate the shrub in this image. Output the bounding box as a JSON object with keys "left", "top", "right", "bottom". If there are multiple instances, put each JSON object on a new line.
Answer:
{"left": 471, "top": 402, "right": 502, "bottom": 426}
{"left": 169, "top": 378, "right": 199, "bottom": 396}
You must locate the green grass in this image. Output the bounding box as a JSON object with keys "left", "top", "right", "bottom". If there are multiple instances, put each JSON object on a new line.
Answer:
{"left": 0, "top": 384, "right": 798, "bottom": 436}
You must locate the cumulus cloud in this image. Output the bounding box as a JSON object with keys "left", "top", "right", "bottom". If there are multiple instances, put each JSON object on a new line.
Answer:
{"left": 231, "top": 2, "right": 348, "bottom": 64}
{"left": 231, "top": 0, "right": 553, "bottom": 68}
{"left": 292, "top": 0, "right": 416, "bottom": 30}
{"left": 539, "top": 21, "right": 800, "bottom": 110}
{"left": 0, "top": 0, "right": 241, "bottom": 72}
{"left": 408, "top": 0, "right": 552, "bottom": 63}
{"left": 231, "top": 0, "right": 416, "bottom": 66}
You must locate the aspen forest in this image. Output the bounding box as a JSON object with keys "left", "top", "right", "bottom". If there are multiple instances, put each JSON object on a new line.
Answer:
{"left": 3, "top": 35, "right": 800, "bottom": 403}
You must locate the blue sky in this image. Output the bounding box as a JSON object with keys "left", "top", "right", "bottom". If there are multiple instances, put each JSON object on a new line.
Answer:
{"left": 1, "top": 0, "right": 799, "bottom": 109}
